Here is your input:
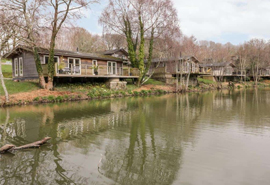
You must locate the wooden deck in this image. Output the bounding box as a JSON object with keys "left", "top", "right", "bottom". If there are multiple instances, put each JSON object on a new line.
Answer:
{"left": 55, "top": 74, "right": 139, "bottom": 78}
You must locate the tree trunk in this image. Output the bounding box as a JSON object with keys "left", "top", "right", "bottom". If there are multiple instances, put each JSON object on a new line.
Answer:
{"left": 47, "top": 35, "right": 57, "bottom": 90}
{"left": 33, "top": 47, "right": 46, "bottom": 89}
{"left": 0, "top": 55, "right": 9, "bottom": 103}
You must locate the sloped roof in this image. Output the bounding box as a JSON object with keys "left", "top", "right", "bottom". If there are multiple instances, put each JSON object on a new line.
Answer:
{"left": 102, "top": 48, "right": 128, "bottom": 56}
{"left": 4, "top": 46, "right": 124, "bottom": 62}
{"left": 151, "top": 56, "right": 199, "bottom": 63}
{"left": 199, "top": 62, "right": 235, "bottom": 68}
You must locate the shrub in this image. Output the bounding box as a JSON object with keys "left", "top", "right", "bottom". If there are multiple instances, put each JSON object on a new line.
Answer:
{"left": 128, "top": 90, "right": 133, "bottom": 95}
{"left": 120, "top": 91, "right": 126, "bottom": 96}
{"left": 141, "top": 90, "right": 148, "bottom": 95}
{"left": 33, "top": 97, "right": 40, "bottom": 101}
{"left": 155, "top": 89, "right": 163, "bottom": 94}
{"left": 64, "top": 95, "right": 69, "bottom": 100}
{"left": 48, "top": 95, "right": 55, "bottom": 102}
{"left": 78, "top": 94, "right": 82, "bottom": 99}
{"left": 133, "top": 91, "right": 139, "bottom": 96}
{"left": 56, "top": 96, "right": 63, "bottom": 102}
{"left": 114, "top": 91, "right": 120, "bottom": 96}
{"left": 41, "top": 96, "right": 48, "bottom": 101}
{"left": 87, "top": 92, "right": 96, "bottom": 98}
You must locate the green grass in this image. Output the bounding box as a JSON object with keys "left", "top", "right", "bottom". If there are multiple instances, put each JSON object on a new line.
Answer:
{"left": 198, "top": 78, "right": 215, "bottom": 84}
{"left": 143, "top": 79, "right": 165, "bottom": 85}
{"left": 55, "top": 82, "right": 108, "bottom": 93}
{"left": 0, "top": 80, "right": 40, "bottom": 95}
{"left": 2, "top": 65, "right": 12, "bottom": 78}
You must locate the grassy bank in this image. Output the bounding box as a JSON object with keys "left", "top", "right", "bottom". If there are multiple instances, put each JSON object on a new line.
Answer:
{"left": 0, "top": 80, "right": 40, "bottom": 95}
{"left": 1, "top": 77, "right": 270, "bottom": 107}
{"left": 0, "top": 79, "right": 172, "bottom": 106}
{"left": 2, "top": 65, "right": 12, "bottom": 78}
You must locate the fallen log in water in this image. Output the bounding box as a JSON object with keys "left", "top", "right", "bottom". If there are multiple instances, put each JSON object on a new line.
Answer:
{"left": 0, "top": 137, "right": 51, "bottom": 154}
{"left": 0, "top": 144, "right": 15, "bottom": 154}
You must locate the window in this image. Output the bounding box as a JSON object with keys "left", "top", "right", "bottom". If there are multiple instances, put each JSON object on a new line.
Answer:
{"left": 92, "top": 60, "right": 98, "bottom": 75}
{"left": 43, "top": 55, "right": 59, "bottom": 65}
{"left": 14, "top": 58, "right": 18, "bottom": 76}
{"left": 19, "top": 57, "right": 23, "bottom": 76}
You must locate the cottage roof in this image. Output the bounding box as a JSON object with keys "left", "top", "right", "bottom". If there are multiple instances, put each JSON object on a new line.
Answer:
{"left": 199, "top": 62, "right": 235, "bottom": 68}
{"left": 150, "top": 56, "right": 199, "bottom": 63}
{"left": 4, "top": 46, "right": 125, "bottom": 62}
{"left": 102, "top": 48, "right": 128, "bottom": 56}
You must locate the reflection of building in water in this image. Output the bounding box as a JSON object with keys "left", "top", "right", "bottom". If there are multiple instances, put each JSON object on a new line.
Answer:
{"left": 0, "top": 95, "right": 203, "bottom": 185}
{"left": 57, "top": 111, "right": 132, "bottom": 139}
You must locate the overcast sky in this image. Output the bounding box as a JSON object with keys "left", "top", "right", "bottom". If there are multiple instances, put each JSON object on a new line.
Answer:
{"left": 78, "top": 0, "right": 270, "bottom": 45}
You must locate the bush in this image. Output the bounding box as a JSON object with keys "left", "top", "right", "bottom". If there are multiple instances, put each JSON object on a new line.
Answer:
{"left": 64, "top": 95, "right": 69, "bottom": 100}
{"left": 155, "top": 89, "right": 163, "bottom": 94}
{"left": 56, "top": 96, "right": 63, "bottom": 102}
{"left": 128, "top": 90, "right": 133, "bottom": 95}
{"left": 120, "top": 91, "right": 126, "bottom": 96}
{"left": 114, "top": 91, "right": 120, "bottom": 96}
{"left": 87, "top": 91, "right": 96, "bottom": 98}
{"left": 48, "top": 95, "right": 55, "bottom": 102}
{"left": 141, "top": 90, "right": 148, "bottom": 95}
{"left": 133, "top": 91, "right": 139, "bottom": 96}
{"left": 41, "top": 96, "right": 48, "bottom": 101}
{"left": 33, "top": 97, "right": 40, "bottom": 101}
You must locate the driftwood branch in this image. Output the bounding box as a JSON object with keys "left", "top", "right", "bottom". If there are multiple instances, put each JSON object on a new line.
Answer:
{"left": 0, "top": 137, "right": 51, "bottom": 154}
{"left": 0, "top": 144, "right": 15, "bottom": 154}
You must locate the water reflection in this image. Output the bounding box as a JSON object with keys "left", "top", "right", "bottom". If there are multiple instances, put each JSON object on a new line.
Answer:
{"left": 0, "top": 90, "right": 270, "bottom": 184}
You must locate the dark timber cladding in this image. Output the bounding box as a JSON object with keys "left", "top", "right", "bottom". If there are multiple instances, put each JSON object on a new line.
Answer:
{"left": 4, "top": 46, "right": 140, "bottom": 81}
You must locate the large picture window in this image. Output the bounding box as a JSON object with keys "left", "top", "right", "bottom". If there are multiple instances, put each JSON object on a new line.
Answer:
{"left": 14, "top": 58, "right": 18, "bottom": 77}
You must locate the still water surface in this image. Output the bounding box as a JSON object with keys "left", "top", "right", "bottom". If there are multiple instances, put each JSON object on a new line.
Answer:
{"left": 1, "top": 89, "right": 270, "bottom": 185}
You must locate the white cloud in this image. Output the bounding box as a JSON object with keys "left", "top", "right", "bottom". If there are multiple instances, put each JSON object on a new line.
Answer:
{"left": 172, "top": 0, "right": 270, "bottom": 44}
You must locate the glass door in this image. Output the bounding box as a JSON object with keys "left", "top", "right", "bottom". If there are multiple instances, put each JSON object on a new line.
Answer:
{"left": 108, "top": 62, "right": 117, "bottom": 75}
{"left": 68, "top": 58, "right": 81, "bottom": 75}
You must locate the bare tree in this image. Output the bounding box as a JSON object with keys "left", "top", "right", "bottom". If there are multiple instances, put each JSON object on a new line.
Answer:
{"left": 103, "top": 33, "right": 127, "bottom": 50}
{"left": 99, "top": 0, "right": 180, "bottom": 86}
{"left": 0, "top": 7, "right": 19, "bottom": 103}
{"left": 251, "top": 39, "right": 267, "bottom": 86}
{"left": 45, "top": 0, "right": 98, "bottom": 90}
{"left": 4, "top": 0, "right": 98, "bottom": 90}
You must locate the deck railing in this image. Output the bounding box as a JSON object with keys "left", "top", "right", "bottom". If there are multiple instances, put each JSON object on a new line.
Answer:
{"left": 53, "top": 64, "right": 139, "bottom": 77}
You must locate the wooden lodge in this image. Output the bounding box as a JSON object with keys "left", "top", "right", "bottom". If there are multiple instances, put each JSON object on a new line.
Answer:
{"left": 199, "top": 62, "right": 236, "bottom": 76}
{"left": 148, "top": 56, "right": 201, "bottom": 84}
{"left": 5, "top": 46, "right": 139, "bottom": 88}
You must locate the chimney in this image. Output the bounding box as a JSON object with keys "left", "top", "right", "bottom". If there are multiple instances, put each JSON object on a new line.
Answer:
{"left": 76, "top": 47, "right": 79, "bottom": 53}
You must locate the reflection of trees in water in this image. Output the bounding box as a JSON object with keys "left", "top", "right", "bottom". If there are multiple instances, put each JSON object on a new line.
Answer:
{"left": 98, "top": 95, "right": 202, "bottom": 185}
{"left": 0, "top": 109, "right": 27, "bottom": 146}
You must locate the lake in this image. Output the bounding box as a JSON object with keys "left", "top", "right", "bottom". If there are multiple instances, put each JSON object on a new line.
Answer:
{"left": 1, "top": 89, "right": 270, "bottom": 185}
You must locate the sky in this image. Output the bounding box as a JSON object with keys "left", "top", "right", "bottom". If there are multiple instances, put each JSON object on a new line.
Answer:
{"left": 78, "top": 0, "right": 270, "bottom": 45}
